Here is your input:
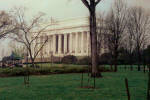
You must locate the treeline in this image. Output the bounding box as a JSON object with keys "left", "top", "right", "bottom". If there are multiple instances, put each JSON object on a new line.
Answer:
{"left": 99, "top": 45, "right": 150, "bottom": 65}
{"left": 96, "top": 0, "right": 150, "bottom": 71}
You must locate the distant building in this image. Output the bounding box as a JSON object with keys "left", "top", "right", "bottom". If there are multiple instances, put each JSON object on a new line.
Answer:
{"left": 31, "top": 17, "right": 107, "bottom": 62}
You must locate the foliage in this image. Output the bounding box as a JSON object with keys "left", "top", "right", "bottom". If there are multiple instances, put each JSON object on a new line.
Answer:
{"left": 99, "top": 53, "right": 112, "bottom": 64}
{"left": 77, "top": 56, "right": 91, "bottom": 65}
{"left": 61, "top": 55, "right": 77, "bottom": 64}
{"left": 97, "top": 45, "right": 150, "bottom": 65}
{"left": 0, "top": 64, "right": 110, "bottom": 77}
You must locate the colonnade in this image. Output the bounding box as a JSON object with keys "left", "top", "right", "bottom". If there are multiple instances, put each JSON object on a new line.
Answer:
{"left": 40, "top": 31, "right": 90, "bottom": 56}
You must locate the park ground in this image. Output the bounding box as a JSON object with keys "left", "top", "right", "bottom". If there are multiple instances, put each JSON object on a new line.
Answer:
{"left": 0, "top": 65, "right": 148, "bottom": 100}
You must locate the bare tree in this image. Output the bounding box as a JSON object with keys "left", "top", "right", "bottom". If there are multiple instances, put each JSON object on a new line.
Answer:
{"left": 105, "top": 0, "right": 127, "bottom": 72}
{"left": 10, "top": 8, "right": 49, "bottom": 67}
{"left": 124, "top": 25, "right": 135, "bottom": 70}
{"left": 81, "top": 0, "right": 102, "bottom": 77}
{"left": 97, "top": 13, "right": 106, "bottom": 56}
{"left": 104, "top": 33, "right": 114, "bottom": 69}
{"left": 127, "top": 7, "right": 150, "bottom": 71}
{"left": 0, "top": 11, "right": 16, "bottom": 39}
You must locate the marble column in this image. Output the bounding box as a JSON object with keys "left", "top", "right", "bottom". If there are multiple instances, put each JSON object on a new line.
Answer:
{"left": 81, "top": 32, "right": 84, "bottom": 54}
{"left": 69, "top": 33, "right": 72, "bottom": 54}
{"left": 43, "top": 36, "right": 46, "bottom": 56}
{"left": 32, "top": 37, "right": 35, "bottom": 57}
{"left": 48, "top": 36, "right": 51, "bottom": 54}
{"left": 53, "top": 35, "right": 56, "bottom": 54}
{"left": 75, "top": 32, "right": 78, "bottom": 54}
{"left": 87, "top": 32, "right": 90, "bottom": 55}
{"left": 40, "top": 36, "right": 43, "bottom": 54}
{"left": 39, "top": 36, "right": 43, "bottom": 57}
{"left": 50, "top": 35, "right": 53, "bottom": 53}
{"left": 64, "top": 34, "right": 67, "bottom": 54}
{"left": 58, "top": 34, "right": 61, "bottom": 54}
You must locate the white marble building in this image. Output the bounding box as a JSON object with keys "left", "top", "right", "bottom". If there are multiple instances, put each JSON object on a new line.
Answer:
{"left": 32, "top": 17, "right": 92, "bottom": 61}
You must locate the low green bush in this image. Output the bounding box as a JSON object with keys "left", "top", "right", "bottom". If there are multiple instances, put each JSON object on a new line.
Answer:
{"left": 0, "top": 68, "right": 26, "bottom": 76}
{"left": 61, "top": 55, "right": 77, "bottom": 64}
{"left": 77, "top": 56, "right": 91, "bottom": 65}
{"left": 0, "top": 65, "right": 110, "bottom": 77}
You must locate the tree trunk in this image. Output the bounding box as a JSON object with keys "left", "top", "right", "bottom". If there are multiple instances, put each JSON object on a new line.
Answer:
{"left": 114, "top": 64, "right": 117, "bottom": 72}
{"left": 143, "top": 54, "right": 146, "bottom": 73}
{"left": 138, "top": 63, "right": 141, "bottom": 71}
{"left": 89, "top": 6, "right": 102, "bottom": 77}
{"left": 137, "top": 48, "right": 141, "bottom": 71}
{"left": 114, "top": 53, "right": 118, "bottom": 72}
{"left": 28, "top": 48, "right": 35, "bottom": 68}
{"left": 144, "top": 64, "right": 146, "bottom": 73}
{"left": 124, "top": 64, "right": 126, "bottom": 70}
{"left": 130, "top": 64, "right": 133, "bottom": 71}
{"left": 130, "top": 54, "right": 133, "bottom": 71}
{"left": 110, "top": 64, "right": 113, "bottom": 71}
{"left": 31, "top": 59, "right": 35, "bottom": 68}
{"left": 147, "top": 65, "right": 150, "bottom": 100}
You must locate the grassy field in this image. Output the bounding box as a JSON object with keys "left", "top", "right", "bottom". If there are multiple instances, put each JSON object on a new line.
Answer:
{"left": 0, "top": 66, "right": 148, "bottom": 100}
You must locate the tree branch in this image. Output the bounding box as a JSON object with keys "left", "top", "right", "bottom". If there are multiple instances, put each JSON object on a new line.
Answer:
{"left": 81, "top": 0, "right": 91, "bottom": 11}
{"left": 34, "top": 36, "right": 48, "bottom": 59}
{"left": 95, "top": 0, "right": 101, "bottom": 5}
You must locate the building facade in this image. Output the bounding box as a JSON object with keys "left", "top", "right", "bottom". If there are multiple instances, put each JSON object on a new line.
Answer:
{"left": 32, "top": 17, "right": 92, "bottom": 62}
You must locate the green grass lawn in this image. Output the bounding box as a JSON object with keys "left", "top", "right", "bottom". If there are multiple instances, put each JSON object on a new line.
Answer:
{"left": 0, "top": 66, "right": 148, "bottom": 100}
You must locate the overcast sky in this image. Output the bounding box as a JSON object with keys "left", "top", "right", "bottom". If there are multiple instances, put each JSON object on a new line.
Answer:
{"left": 0, "top": 0, "right": 150, "bottom": 59}
{"left": 0, "top": 0, "right": 113, "bottom": 19}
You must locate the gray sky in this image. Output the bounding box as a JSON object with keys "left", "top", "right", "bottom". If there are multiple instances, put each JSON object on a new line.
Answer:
{"left": 0, "top": 0, "right": 113, "bottom": 19}
{"left": 0, "top": 0, "right": 150, "bottom": 59}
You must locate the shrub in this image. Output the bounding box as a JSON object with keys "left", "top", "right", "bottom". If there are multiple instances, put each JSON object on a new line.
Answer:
{"left": 61, "top": 55, "right": 77, "bottom": 64}
{"left": 98, "top": 66, "right": 111, "bottom": 72}
{"left": 29, "top": 64, "right": 40, "bottom": 68}
{"left": 77, "top": 56, "right": 91, "bottom": 65}
{"left": 0, "top": 65, "right": 111, "bottom": 77}
{"left": 99, "top": 53, "right": 112, "bottom": 64}
{"left": 14, "top": 63, "right": 23, "bottom": 67}
{"left": 35, "top": 67, "right": 51, "bottom": 74}
{"left": 0, "top": 68, "right": 26, "bottom": 76}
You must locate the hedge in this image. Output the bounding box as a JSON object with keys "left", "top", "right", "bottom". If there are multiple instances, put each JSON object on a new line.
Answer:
{"left": 0, "top": 65, "right": 110, "bottom": 77}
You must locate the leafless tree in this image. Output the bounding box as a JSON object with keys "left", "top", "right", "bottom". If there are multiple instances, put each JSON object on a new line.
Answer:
{"left": 0, "top": 11, "right": 16, "bottom": 39}
{"left": 81, "top": 0, "right": 102, "bottom": 77}
{"left": 124, "top": 25, "right": 135, "bottom": 70}
{"left": 10, "top": 8, "right": 49, "bottom": 67}
{"left": 105, "top": 0, "right": 127, "bottom": 72}
{"left": 104, "top": 33, "right": 114, "bottom": 69}
{"left": 127, "top": 7, "right": 150, "bottom": 99}
{"left": 127, "top": 7, "right": 150, "bottom": 71}
{"left": 97, "top": 13, "right": 106, "bottom": 56}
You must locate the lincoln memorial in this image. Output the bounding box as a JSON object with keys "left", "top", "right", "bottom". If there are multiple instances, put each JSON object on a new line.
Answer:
{"left": 32, "top": 17, "right": 92, "bottom": 61}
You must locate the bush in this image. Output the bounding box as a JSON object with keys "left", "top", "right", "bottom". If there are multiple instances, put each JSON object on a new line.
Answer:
{"left": 61, "top": 55, "right": 77, "bottom": 64}
{"left": 0, "top": 64, "right": 111, "bottom": 77}
{"left": 99, "top": 53, "right": 112, "bottom": 64}
{"left": 98, "top": 66, "right": 111, "bottom": 72}
{"left": 77, "top": 56, "right": 91, "bottom": 65}
{"left": 0, "top": 68, "right": 26, "bottom": 76}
